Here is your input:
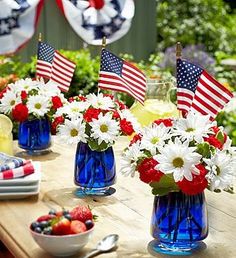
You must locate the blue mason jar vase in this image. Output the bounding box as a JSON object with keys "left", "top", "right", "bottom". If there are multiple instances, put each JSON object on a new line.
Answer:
{"left": 74, "top": 142, "right": 116, "bottom": 196}
{"left": 150, "top": 191, "right": 208, "bottom": 255}
{"left": 18, "top": 118, "right": 51, "bottom": 155}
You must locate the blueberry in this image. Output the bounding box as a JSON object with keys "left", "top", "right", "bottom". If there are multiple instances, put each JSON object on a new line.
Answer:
{"left": 34, "top": 227, "right": 42, "bottom": 233}
{"left": 64, "top": 214, "right": 72, "bottom": 221}
{"left": 49, "top": 209, "right": 57, "bottom": 215}
{"left": 85, "top": 220, "right": 94, "bottom": 230}
{"left": 43, "top": 227, "right": 52, "bottom": 235}
{"left": 31, "top": 221, "right": 40, "bottom": 230}
{"left": 39, "top": 221, "right": 49, "bottom": 229}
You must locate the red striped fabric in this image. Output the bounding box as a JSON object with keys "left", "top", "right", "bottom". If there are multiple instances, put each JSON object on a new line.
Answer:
{"left": 51, "top": 51, "right": 76, "bottom": 92}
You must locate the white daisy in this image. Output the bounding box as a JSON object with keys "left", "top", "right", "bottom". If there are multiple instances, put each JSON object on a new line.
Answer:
{"left": 140, "top": 123, "right": 171, "bottom": 155}
{"left": 120, "top": 142, "right": 144, "bottom": 177}
{"left": 9, "top": 78, "right": 39, "bottom": 93}
{"left": 204, "top": 151, "right": 234, "bottom": 191}
{"left": 87, "top": 93, "right": 115, "bottom": 110}
{"left": 38, "top": 80, "right": 62, "bottom": 97}
{"left": 60, "top": 101, "right": 89, "bottom": 119}
{"left": 27, "top": 95, "right": 50, "bottom": 117}
{"left": 154, "top": 138, "right": 202, "bottom": 182}
{"left": 89, "top": 112, "right": 119, "bottom": 145}
{"left": 58, "top": 118, "right": 87, "bottom": 145}
{"left": 173, "top": 111, "right": 216, "bottom": 143}
{"left": 0, "top": 90, "right": 21, "bottom": 113}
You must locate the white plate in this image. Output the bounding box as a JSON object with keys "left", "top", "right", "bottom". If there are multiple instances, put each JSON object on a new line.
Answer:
{"left": 0, "top": 187, "right": 40, "bottom": 200}
{"left": 0, "top": 184, "right": 39, "bottom": 193}
{"left": 0, "top": 162, "right": 41, "bottom": 186}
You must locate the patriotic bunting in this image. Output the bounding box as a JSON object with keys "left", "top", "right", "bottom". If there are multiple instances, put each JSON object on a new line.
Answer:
{"left": 0, "top": 0, "right": 44, "bottom": 55}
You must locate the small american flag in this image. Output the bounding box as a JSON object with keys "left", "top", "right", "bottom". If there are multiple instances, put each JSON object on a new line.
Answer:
{"left": 36, "top": 41, "right": 55, "bottom": 79}
{"left": 177, "top": 59, "right": 233, "bottom": 118}
{"left": 98, "top": 49, "right": 146, "bottom": 104}
{"left": 36, "top": 41, "right": 76, "bottom": 92}
{"left": 51, "top": 51, "right": 76, "bottom": 92}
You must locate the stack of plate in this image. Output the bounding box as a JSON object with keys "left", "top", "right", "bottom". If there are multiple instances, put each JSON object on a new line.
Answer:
{"left": 0, "top": 162, "right": 41, "bottom": 200}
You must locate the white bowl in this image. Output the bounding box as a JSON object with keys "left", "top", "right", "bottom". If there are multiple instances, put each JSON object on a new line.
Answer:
{"left": 30, "top": 226, "right": 94, "bottom": 257}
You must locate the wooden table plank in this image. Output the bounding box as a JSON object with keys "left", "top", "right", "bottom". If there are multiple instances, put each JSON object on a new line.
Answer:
{"left": 0, "top": 137, "right": 235, "bottom": 258}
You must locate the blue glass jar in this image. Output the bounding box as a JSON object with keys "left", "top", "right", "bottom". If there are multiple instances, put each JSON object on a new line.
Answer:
{"left": 150, "top": 191, "right": 208, "bottom": 255}
{"left": 18, "top": 118, "right": 51, "bottom": 155}
{"left": 74, "top": 142, "right": 116, "bottom": 196}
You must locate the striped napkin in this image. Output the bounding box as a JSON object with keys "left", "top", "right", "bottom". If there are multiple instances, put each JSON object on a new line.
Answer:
{"left": 0, "top": 153, "right": 35, "bottom": 180}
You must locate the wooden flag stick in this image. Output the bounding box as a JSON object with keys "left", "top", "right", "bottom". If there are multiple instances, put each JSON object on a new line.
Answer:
{"left": 176, "top": 42, "right": 182, "bottom": 59}
{"left": 102, "top": 36, "right": 106, "bottom": 49}
{"left": 38, "top": 32, "right": 42, "bottom": 42}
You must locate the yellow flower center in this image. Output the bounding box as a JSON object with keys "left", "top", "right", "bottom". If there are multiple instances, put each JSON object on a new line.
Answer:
{"left": 35, "top": 103, "right": 42, "bottom": 109}
{"left": 70, "top": 129, "right": 78, "bottom": 137}
{"left": 72, "top": 108, "right": 79, "bottom": 112}
{"left": 172, "top": 157, "right": 184, "bottom": 168}
{"left": 100, "top": 124, "right": 108, "bottom": 133}
{"left": 186, "top": 127, "right": 195, "bottom": 132}
{"left": 151, "top": 137, "right": 159, "bottom": 144}
{"left": 216, "top": 166, "right": 221, "bottom": 176}
{"left": 10, "top": 100, "right": 15, "bottom": 106}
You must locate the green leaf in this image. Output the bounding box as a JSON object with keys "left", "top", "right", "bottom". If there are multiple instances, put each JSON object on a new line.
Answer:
{"left": 216, "top": 131, "right": 224, "bottom": 144}
{"left": 150, "top": 175, "right": 179, "bottom": 196}
{"left": 196, "top": 142, "right": 211, "bottom": 158}
{"left": 87, "top": 139, "right": 109, "bottom": 152}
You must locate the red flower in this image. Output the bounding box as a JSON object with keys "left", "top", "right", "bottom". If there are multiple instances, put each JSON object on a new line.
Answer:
{"left": 177, "top": 164, "right": 208, "bottom": 195}
{"left": 129, "top": 133, "right": 142, "bottom": 146}
{"left": 112, "top": 110, "right": 120, "bottom": 119}
{"left": 12, "top": 103, "right": 28, "bottom": 122}
{"left": 20, "top": 90, "right": 27, "bottom": 100}
{"left": 51, "top": 116, "right": 65, "bottom": 135}
{"left": 52, "top": 96, "right": 63, "bottom": 109}
{"left": 0, "top": 87, "right": 9, "bottom": 99}
{"left": 115, "top": 100, "right": 127, "bottom": 110}
{"left": 78, "top": 95, "right": 87, "bottom": 102}
{"left": 120, "top": 119, "right": 134, "bottom": 136}
{"left": 83, "top": 108, "right": 101, "bottom": 122}
{"left": 103, "top": 94, "right": 114, "bottom": 100}
{"left": 137, "top": 158, "right": 163, "bottom": 184}
{"left": 204, "top": 136, "right": 223, "bottom": 149}
{"left": 153, "top": 118, "right": 173, "bottom": 127}
{"left": 69, "top": 97, "right": 74, "bottom": 103}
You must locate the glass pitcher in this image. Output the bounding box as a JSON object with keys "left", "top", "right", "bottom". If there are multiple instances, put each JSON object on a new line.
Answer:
{"left": 130, "top": 79, "right": 179, "bottom": 126}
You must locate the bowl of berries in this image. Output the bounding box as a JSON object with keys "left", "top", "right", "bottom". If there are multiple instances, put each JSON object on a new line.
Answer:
{"left": 30, "top": 205, "right": 95, "bottom": 257}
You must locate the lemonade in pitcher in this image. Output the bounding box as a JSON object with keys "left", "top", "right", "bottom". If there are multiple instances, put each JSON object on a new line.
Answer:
{"left": 130, "top": 79, "right": 179, "bottom": 126}
{"left": 0, "top": 114, "right": 13, "bottom": 155}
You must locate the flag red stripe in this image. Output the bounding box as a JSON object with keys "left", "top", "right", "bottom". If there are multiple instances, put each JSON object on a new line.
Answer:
{"left": 122, "top": 66, "right": 146, "bottom": 87}
{"left": 54, "top": 51, "right": 76, "bottom": 68}
{"left": 52, "top": 58, "right": 75, "bottom": 75}
{"left": 51, "top": 77, "right": 69, "bottom": 88}
{"left": 123, "top": 61, "right": 146, "bottom": 81}
{"left": 192, "top": 95, "right": 218, "bottom": 115}
{"left": 191, "top": 103, "right": 208, "bottom": 115}
{"left": 51, "top": 71, "right": 71, "bottom": 84}
{"left": 177, "top": 100, "right": 191, "bottom": 107}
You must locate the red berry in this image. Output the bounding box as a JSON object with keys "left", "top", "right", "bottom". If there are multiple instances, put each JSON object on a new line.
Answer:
{"left": 37, "top": 214, "right": 56, "bottom": 222}
{"left": 70, "top": 206, "right": 93, "bottom": 223}
{"left": 52, "top": 217, "right": 71, "bottom": 235}
{"left": 70, "top": 220, "right": 87, "bottom": 234}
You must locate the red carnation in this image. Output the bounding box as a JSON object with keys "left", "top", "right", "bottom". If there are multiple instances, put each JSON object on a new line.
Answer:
{"left": 204, "top": 136, "right": 223, "bottom": 149}
{"left": 115, "top": 100, "right": 127, "bottom": 110}
{"left": 153, "top": 118, "right": 173, "bottom": 127}
{"left": 120, "top": 119, "right": 134, "bottom": 136}
{"left": 52, "top": 96, "right": 63, "bottom": 109}
{"left": 20, "top": 90, "right": 27, "bottom": 100}
{"left": 0, "top": 87, "right": 9, "bottom": 99}
{"left": 83, "top": 108, "right": 101, "bottom": 122}
{"left": 103, "top": 94, "right": 114, "bottom": 100}
{"left": 137, "top": 158, "right": 163, "bottom": 184}
{"left": 51, "top": 116, "right": 65, "bottom": 135}
{"left": 69, "top": 97, "right": 74, "bottom": 103}
{"left": 130, "top": 133, "right": 142, "bottom": 146}
{"left": 12, "top": 103, "right": 28, "bottom": 122}
{"left": 112, "top": 110, "right": 120, "bottom": 119}
{"left": 177, "top": 164, "right": 208, "bottom": 195}
{"left": 78, "top": 95, "right": 87, "bottom": 102}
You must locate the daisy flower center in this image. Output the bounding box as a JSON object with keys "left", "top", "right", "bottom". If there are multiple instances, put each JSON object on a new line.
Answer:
{"left": 186, "top": 127, "right": 195, "bottom": 132}
{"left": 72, "top": 108, "right": 79, "bottom": 112}
{"left": 151, "top": 137, "right": 159, "bottom": 144}
{"left": 34, "top": 103, "right": 42, "bottom": 109}
{"left": 100, "top": 124, "right": 108, "bottom": 133}
{"left": 10, "top": 100, "right": 15, "bottom": 106}
{"left": 172, "top": 157, "right": 184, "bottom": 168}
{"left": 70, "top": 128, "right": 78, "bottom": 137}
{"left": 216, "top": 166, "right": 221, "bottom": 175}
{"left": 24, "top": 85, "right": 29, "bottom": 89}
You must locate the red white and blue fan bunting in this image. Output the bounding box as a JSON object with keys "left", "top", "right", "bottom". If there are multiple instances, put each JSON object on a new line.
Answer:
{"left": 56, "top": 0, "right": 135, "bottom": 45}
{"left": 0, "top": 0, "right": 43, "bottom": 55}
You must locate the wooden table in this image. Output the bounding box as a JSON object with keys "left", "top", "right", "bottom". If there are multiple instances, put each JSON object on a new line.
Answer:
{"left": 0, "top": 137, "right": 235, "bottom": 258}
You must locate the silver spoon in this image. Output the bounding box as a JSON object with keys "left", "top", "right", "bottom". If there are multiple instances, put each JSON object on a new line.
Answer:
{"left": 82, "top": 234, "right": 119, "bottom": 258}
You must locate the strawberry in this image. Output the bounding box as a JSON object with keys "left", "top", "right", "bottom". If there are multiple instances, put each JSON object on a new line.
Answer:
{"left": 70, "top": 220, "right": 87, "bottom": 234}
{"left": 52, "top": 217, "right": 71, "bottom": 235}
{"left": 70, "top": 206, "right": 93, "bottom": 223}
{"left": 37, "top": 214, "right": 56, "bottom": 222}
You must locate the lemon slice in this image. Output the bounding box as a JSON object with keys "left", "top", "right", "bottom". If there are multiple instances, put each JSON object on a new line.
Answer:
{"left": 0, "top": 114, "right": 13, "bottom": 137}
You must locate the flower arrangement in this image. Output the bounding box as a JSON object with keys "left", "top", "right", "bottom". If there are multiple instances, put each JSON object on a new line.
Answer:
{"left": 0, "top": 78, "right": 67, "bottom": 123}
{"left": 121, "top": 112, "right": 236, "bottom": 196}
{"left": 54, "top": 93, "right": 140, "bottom": 151}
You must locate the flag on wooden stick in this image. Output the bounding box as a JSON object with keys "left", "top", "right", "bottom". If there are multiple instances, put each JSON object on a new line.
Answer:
{"left": 176, "top": 58, "right": 233, "bottom": 119}
{"left": 98, "top": 49, "right": 146, "bottom": 104}
{"left": 36, "top": 41, "right": 76, "bottom": 92}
